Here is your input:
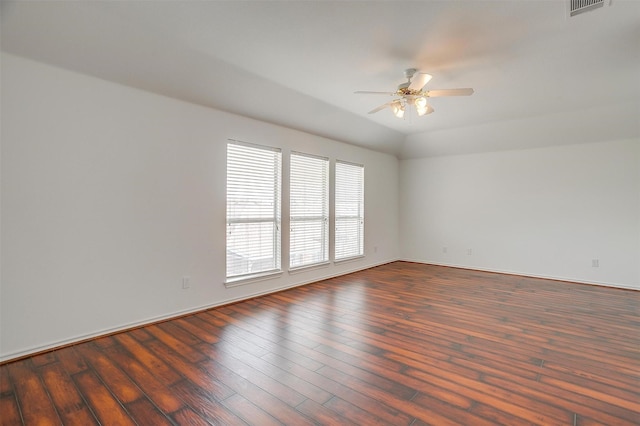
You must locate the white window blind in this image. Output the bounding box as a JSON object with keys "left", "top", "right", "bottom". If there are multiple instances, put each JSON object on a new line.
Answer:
{"left": 290, "top": 152, "right": 329, "bottom": 269}
{"left": 226, "top": 141, "right": 281, "bottom": 279}
{"left": 335, "top": 161, "right": 364, "bottom": 260}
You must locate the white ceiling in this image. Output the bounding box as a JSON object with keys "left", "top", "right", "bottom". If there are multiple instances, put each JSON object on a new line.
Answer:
{"left": 2, "top": 0, "right": 639, "bottom": 158}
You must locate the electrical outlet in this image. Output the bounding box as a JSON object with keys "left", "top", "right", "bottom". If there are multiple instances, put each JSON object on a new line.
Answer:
{"left": 467, "top": 249, "right": 473, "bottom": 255}
{"left": 182, "top": 276, "right": 191, "bottom": 289}
{"left": 442, "top": 247, "right": 448, "bottom": 253}
{"left": 592, "top": 259, "right": 599, "bottom": 268}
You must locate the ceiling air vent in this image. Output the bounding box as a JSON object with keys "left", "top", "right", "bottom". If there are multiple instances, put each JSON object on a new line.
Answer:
{"left": 569, "top": 0, "right": 605, "bottom": 17}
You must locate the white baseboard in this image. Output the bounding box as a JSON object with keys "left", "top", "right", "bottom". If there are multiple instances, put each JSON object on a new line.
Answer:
{"left": 400, "top": 258, "right": 639, "bottom": 291}
{"left": 9, "top": 256, "right": 633, "bottom": 363}
{"left": 0, "top": 258, "right": 400, "bottom": 363}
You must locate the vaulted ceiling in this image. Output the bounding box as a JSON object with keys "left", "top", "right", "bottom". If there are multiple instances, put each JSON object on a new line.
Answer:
{"left": 2, "top": 1, "right": 639, "bottom": 158}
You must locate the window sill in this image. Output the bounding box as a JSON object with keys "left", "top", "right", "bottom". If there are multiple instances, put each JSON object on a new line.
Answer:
{"left": 288, "top": 261, "right": 331, "bottom": 275}
{"left": 225, "top": 270, "right": 284, "bottom": 288}
{"left": 334, "top": 255, "right": 365, "bottom": 264}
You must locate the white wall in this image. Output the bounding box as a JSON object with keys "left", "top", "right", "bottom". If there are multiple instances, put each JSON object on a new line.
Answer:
{"left": 400, "top": 139, "right": 640, "bottom": 289}
{"left": 0, "top": 53, "right": 400, "bottom": 361}
{"left": 3, "top": 51, "right": 638, "bottom": 363}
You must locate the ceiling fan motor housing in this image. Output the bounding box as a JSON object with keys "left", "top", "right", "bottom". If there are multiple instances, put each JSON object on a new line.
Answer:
{"left": 398, "top": 68, "right": 421, "bottom": 94}
{"left": 404, "top": 68, "right": 418, "bottom": 80}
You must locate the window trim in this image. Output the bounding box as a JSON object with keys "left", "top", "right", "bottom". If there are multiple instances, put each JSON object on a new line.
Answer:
{"left": 334, "top": 160, "right": 365, "bottom": 261}
{"left": 289, "top": 151, "right": 330, "bottom": 270}
{"left": 225, "top": 139, "right": 282, "bottom": 282}
{"left": 225, "top": 270, "right": 284, "bottom": 287}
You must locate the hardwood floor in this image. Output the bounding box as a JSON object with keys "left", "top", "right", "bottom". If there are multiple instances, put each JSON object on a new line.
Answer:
{"left": 1, "top": 261, "right": 638, "bottom": 425}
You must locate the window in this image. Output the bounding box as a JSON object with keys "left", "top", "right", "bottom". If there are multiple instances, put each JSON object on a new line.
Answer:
{"left": 335, "top": 161, "right": 364, "bottom": 260}
{"left": 226, "top": 140, "right": 281, "bottom": 280}
{"left": 290, "top": 152, "right": 329, "bottom": 269}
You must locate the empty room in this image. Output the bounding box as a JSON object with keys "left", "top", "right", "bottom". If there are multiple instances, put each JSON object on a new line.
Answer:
{"left": 1, "top": 1, "right": 638, "bottom": 425}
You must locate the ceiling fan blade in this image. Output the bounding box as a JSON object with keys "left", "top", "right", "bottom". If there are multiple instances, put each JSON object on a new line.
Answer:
{"left": 408, "top": 73, "right": 432, "bottom": 91}
{"left": 368, "top": 103, "right": 392, "bottom": 114}
{"left": 426, "top": 88, "right": 474, "bottom": 97}
{"left": 355, "top": 91, "right": 396, "bottom": 95}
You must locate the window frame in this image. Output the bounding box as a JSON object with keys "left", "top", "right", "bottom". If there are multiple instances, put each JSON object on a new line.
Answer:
{"left": 289, "top": 151, "right": 330, "bottom": 271}
{"left": 334, "top": 160, "right": 365, "bottom": 262}
{"left": 225, "top": 139, "right": 282, "bottom": 284}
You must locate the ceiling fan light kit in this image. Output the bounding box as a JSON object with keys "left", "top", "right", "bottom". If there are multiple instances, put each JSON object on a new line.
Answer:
{"left": 391, "top": 100, "right": 405, "bottom": 118}
{"left": 355, "top": 68, "right": 474, "bottom": 119}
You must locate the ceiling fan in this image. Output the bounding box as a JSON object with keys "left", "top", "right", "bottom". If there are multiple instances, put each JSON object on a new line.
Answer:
{"left": 355, "top": 68, "right": 474, "bottom": 118}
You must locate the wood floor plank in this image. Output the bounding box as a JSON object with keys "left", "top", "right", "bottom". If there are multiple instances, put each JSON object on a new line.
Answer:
{"left": 202, "top": 347, "right": 309, "bottom": 408}
{"left": 54, "top": 346, "right": 89, "bottom": 376}
{"left": 203, "top": 341, "right": 334, "bottom": 405}
{"left": 295, "top": 398, "right": 356, "bottom": 426}
{"left": 6, "top": 360, "right": 60, "bottom": 425}
{"left": 103, "top": 343, "right": 186, "bottom": 414}
{"left": 260, "top": 350, "right": 325, "bottom": 376}
{"left": 256, "top": 316, "right": 409, "bottom": 388}
{"left": 200, "top": 313, "right": 275, "bottom": 356}
{"left": 264, "top": 353, "right": 415, "bottom": 425}
{"left": 0, "top": 362, "right": 13, "bottom": 394}
{"left": 73, "top": 370, "right": 135, "bottom": 426}
{"left": 39, "top": 363, "right": 98, "bottom": 425}
{"left": 196, "top": 355, "right": 314, "bottom": 423}
{"left": 29, "top": 352, "right": 57, "bottom": 368}
{"left": 125, "top": 397, "right": 174, "bottom": 426}
{"left": 128, "top": 327, "right": 155, "bottom": 343}
{"left": 92, "top": 335, "right": 117, "bottom": 349}
{"left": 145, "top": 323, "right": 207, "bottom": 364}
{"left": 170, "top": 379, "right": 247, "bottom": 426}
{"left": 316, "top": 354, "right": 417, "bottom": 401}
{"left": 0, "top": 394, "right": 23, "bottom": 426}
{"left": 180, "top": 314, "right": 224, "bottom": 342}
{"left": 1, "top": 261, "right": 638, "bottom": 425}
{"left": 145, "top": 339, "right": 235, "bottom": 401}
{"left": 386, "top": 352, "right": 574, "bottom": 424}
{"left": 483, "top": 372, "right": 640, "bottom": 425}
{"left": 322, "top": 395, "right": 406, "bottom": 426}
{"left": 114, "top": 332, "right": 182, "bottom": 385}
{"left": 170, "top": 406, "right": 213, "bottom": 425}
{"left": 542, "top": 359, "right": 639, "bottom": 392}
{"left": 319, "top": 363, "right": 495, "bottom": 426}
{"left": 222, "top": 393, "right": 281, "bottom": 426}
{"left": 75, "top": 343, "right": 143, "bottom": 404}
{"left": 173, "top": 315, "right": 220, "bottom": 345}
{"left": 411, "top": 391, "right": 525, "bottom": 426}
{"left": 539, "top": 367, "right": 640, "bottom": 410}
{"left": 468, "top": 399, "right": 545, "bottom": 426}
